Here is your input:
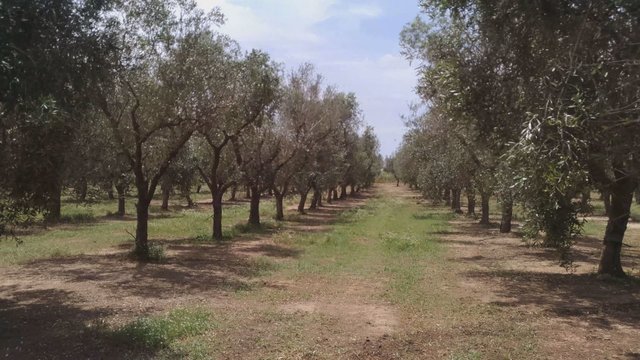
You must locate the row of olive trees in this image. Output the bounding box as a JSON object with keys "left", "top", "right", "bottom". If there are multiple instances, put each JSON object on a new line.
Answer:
{"left": 0, "top": 0, "right": 382, "bottom": 258}
{"left": 392, "top": 1, "right": 640, "bottom": 276}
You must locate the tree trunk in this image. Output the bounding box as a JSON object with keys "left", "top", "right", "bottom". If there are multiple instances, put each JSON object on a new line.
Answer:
{"left": 161, "top": 186, "right": 170, "bottom": 211}
{"left": 229, "top": 185, "right": 237, "bottom": 201}
{"left": 480, "top": 192, "right": 490, "bottom": 225}
{"left": 196, "top": 185, "right": 201, "bottom": 193}
{"left": 451, "top": 188, "right": 462, "bottom": 214}
{"left": 44, "top": 183, "right": 62, "bottom": 223}
{"left": 350, "top": 185, "right": 355, "bottom": 196}
{"left": 443, "top": 188, "right": 451, "bottom": 206}
{"left": 635, "top": 186, "right": 640, "bottom": 205}
{"left": 603, "top": 190, "right": 611, "bottom": 216}
{"left": 78, "top": 177, "right": 88, "bottom": 201}
{"left": 116, "top": 184, "right": 126, "bottom": 217}
{"left": 184, "top": 192, "right": 194, "bottom": 208}
{"left": 598, "top": 174, "right": 637, "bottom": 277}
{"left": 500, "top": 198, "right": 513, "bottom": 233}
{"left": 309, "top": 190, "right": 319, "bottom": 210}
{"left": 275, "top": 193, "right": 285, "bottom": 221}
{"left": 466, "top": 188, "right": 476, "bottom": 216}
{"left": 248, "top": 186, "right": 261, "bottom": 226}
{"left": 316, "top": 189, "right": 323, "bottom": 207}
{"left": 581, "top": 189, "right": 591, "bottom": 205}
{"left": 340, "top": 184, "right": 348, "bottom": 199}
{"left": 298, "top": 189, "right": 310, "bottom": 213}
{"left": 212, "top": 189, "right": 224, "bottom": 240}
{"left": 332, "top": 189, "right": 339, "bottom": 201}
{"left": 107, "top": 187, "right": 115, "bottom": 200}
{"left": 135, "top": 193, "right": 150, "bottom": 259}
{"left": 326, "top": 189, "right": 333, "bottom": 204}
{"left": 245, "top": 186, "right": 251, "bottom": 199}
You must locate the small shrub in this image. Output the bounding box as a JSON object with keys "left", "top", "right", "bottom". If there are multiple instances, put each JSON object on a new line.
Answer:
{"left": 148, "top": 242, "right": 166, "bottom": 262}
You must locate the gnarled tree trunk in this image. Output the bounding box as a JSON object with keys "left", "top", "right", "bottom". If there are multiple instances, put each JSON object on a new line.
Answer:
{"left": 598, "top": 171, "right": 637, "bottom": 277}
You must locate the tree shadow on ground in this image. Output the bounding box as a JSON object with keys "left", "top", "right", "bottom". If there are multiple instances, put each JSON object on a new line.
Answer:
{"left": 0, "top": 288, "right": 156, "bottom": 359}
{"left": 464, "top": 269, "right": 640, "bottom": 330}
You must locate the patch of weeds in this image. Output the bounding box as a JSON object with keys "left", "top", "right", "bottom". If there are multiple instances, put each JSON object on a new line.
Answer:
{"left": 450, "top": 350, "right": 482, "bottom": 360}
{"left": 59, "top": 212, "right": 96, "bottom": 224}
{"left": 148, "top": 242, "right": 167, "bottom": 262}
{"left": 381, "top": 232, "right": 439, "bottom": 254}
{"left": 50, "top": 248, "right": 70, "bottom": 258}
{"left": 247, "top": 256, "right": 280, "bottom": 276}
{"left": 231, "top": 221, "right": 280, "bottom": 236}
{"left": 193, "top": 234, "right": 213, "bottom": 243}
{"left": 113, "top": 308, "right": 215, "bottom": 350}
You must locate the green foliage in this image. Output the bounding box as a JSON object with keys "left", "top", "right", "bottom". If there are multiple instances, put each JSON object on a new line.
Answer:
{"left": 147, "top": 242, "right": 167, "bottom": 262}
{"left": 113, "top": 308, "right": 214, "bottom": 350}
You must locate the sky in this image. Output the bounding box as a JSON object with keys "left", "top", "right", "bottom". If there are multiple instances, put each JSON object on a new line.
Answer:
{"left": 195, "top": 0, "right": 422, "bottom": 156}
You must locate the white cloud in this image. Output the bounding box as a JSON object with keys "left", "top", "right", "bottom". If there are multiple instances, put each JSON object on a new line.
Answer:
{"left": 197, "top": 0, "right": 384, "bottom": 49}
{"left": 347, "top": 4, "right": 383, "bottom": 18}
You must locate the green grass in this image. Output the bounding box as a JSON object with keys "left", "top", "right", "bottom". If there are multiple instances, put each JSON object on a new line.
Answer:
{"left": 0, "top": 194, "right": 289, "bottom": 266}
{"left": 112, "top": 308, "right": 216, "bottom": 357}
{"left": 275, "top": 193, "right": 452, "bottom": 306}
